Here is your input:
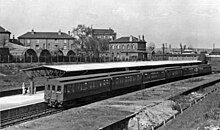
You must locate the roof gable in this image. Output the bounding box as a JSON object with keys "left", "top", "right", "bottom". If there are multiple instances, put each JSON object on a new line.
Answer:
{"left": 92, "top": 29, "right": 115, "bottom": 34}
{"left": 0, "top": 26, "right": 11, "bottom": 33}
{"left": 18, "top": 32, "right": 75, "bottom": 39}
{"left": 110, "top": 36, "right": 145, "bottom": 43}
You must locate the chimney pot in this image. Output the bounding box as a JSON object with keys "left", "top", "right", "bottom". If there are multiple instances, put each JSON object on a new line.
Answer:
{"left": 129, "top": 35, "right": 132, "bottom": 42}
{"left": 31, "top": 29, "right": 34, "bottom": 35}
{"left": 58, "top": 29, "right": 61, "bottom": 35}
{"left": 142, "top": 35, "right": 145, "bottom": 41}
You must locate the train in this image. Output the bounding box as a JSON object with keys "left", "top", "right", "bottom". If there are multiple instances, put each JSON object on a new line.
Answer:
{"left": 44, "top": 64, "right": 212, "bottom": 107}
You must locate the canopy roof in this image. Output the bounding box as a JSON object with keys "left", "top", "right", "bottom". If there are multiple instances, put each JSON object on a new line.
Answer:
{"left": 22, "top": 60, "right": 201, "bottom": 78}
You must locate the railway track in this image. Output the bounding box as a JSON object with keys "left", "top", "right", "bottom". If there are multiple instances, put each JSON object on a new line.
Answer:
{"left": 1, "top": 74, "right": 218, "bottom": 129}
{"left": 0, "top": 104, "right": 63, "bottom": 129}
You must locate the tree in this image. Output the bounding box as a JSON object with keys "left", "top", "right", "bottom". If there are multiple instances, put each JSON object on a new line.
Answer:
{"left": 72, "top": 25, "right": 92, "bottom": 48}
{"left": 97, "top": 38, "right": 109, "bottom": 51}
{"left": 180, "top": 43, "right": 186, "bottom": 54}
{"left": 72, "top": 24, "right": 100, "bottom": 57}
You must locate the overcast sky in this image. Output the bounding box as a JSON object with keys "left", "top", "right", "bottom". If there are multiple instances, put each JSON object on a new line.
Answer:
{"left": 1, "top": 0, "right": 220, "bottom": 48}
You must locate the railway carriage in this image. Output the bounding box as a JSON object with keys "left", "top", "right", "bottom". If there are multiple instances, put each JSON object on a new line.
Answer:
{"left": 45, "top": 63, "right": 212, "bottom": 108}
{"left": 45, "top": 73, "right": 111, "bottom": 107}
{"left": 110, "top": 71, "right": 142, "bottom": 90}
{"left": 165, "top": 66, "right": 183, "bottom": 80}
{"left": 182, "top": 65, "right": 198, "bottom": 76}
{"left": 140, "top": 68, "right": 165, "bottom": 84}
{"left": 198, "top": 64, "right": 212, "bottom": 75}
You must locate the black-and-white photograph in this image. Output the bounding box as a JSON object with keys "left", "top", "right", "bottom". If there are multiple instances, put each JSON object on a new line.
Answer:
{"left": 1, "top": 0, "right": 220, "bottom": 129}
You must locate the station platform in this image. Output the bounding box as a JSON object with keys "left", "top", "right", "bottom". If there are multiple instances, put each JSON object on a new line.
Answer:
{"left": 0, "top": 91, "right": 44, "bottom": 111}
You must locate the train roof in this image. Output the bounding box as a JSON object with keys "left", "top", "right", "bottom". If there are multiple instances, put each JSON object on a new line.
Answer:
{"left": 51, "top": 70, "right": 140, "bottom": 83}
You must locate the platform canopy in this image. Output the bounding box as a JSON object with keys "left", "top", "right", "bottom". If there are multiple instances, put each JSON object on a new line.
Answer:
{"left": 22, "top": 60, "right": 202, "bottom": 78}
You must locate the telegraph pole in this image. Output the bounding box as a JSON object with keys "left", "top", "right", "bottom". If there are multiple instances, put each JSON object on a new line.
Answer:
{"left": 162, "top": 43, "right": 165, "bottom": 60}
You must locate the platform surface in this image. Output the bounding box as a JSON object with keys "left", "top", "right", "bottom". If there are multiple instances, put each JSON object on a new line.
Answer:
{"left": 0, "top": 91, "right": 44, "bottom": 111}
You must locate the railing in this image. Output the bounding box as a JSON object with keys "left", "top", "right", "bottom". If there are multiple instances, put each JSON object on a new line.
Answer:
{"left": 0, "top": 54, "right": 201, "bottom": 63}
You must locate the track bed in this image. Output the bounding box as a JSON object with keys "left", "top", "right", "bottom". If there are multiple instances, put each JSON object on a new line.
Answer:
{"left": 4, "top": 73, "right": 220, "bottom": 130}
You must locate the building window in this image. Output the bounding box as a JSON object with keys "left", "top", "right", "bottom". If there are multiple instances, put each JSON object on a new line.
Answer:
{"left": 36, "top": 40, "right": 39, "bottom": 44}
{"left": 133, "top": 44, "right": 136, "bottom": 49}
{"left": 63, "top": 45, "right": 67, "bottom": 50}
{"left": 64, "top": 40, "right": 67, "bottom": 43}
{"left": 55, "top": 39, "right": 58, "bottom": 43}
{"left": 27, "top": 39, "right": 30, "bottom": 44}
{"left": 43, "top": 43, "right": 46, "bottom": 49}
{"left": 127, "top": 44, "right": 130, "bottom": 49}
{"left": 47, "top": 43, "right": 50, "bottom": 49}
{"left": 122, "top": 44, "right": 125, "bottom": 49}
{"left": 55, "top": 45, "right": 58, "bottom": 48}
{"left": 117, "top": 44, "right": 120, "bottom": 49}
{"left": 112, "top": 45, "right": 114, "bottom": 49}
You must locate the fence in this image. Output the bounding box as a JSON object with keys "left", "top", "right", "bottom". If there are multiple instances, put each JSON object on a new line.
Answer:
{"left": 0, "top": 54, "right": 201, "bottom": 63}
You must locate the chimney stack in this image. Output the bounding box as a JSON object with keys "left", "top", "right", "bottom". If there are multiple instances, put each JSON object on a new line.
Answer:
{"left": 129, "top": 35, "right": 132, "bottom": 42}
{"left": 68, "top": 31, "right": 70, "bottom": 36}
{"left": 142, "top": 35, "right": 145, "bottom": 41}
{"left": 138, "top": 35, "right": 141, "bottom": 41}
{"left": 58, "top": 29, "right": 61, "bottom": 35}
{"left": 31, "top": 29, "right": 34, "bottom": 35}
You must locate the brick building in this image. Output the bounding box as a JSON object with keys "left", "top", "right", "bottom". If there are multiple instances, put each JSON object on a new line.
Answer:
{"left": 18, "top": 30, "right": 75, "bottom": 52}
{"left": 0, "top": 26, "right": 11, "bottom": 48}
{"left": 91, "top": 28, "right": 116, "bottom": 41}
{"left": 109, "top": 35, "right": 147, "bottom": 60}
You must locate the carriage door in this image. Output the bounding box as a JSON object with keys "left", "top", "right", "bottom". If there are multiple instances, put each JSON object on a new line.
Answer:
{"left": 56, "top": 85, "right": 63, "bottom": 103}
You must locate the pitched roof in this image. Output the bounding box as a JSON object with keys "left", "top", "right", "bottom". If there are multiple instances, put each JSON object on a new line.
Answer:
{"left": 92, "top": 29, "right": 115, "bottom": 34}
{"left": 18, "top": 32, "right": 75, "bottom": 39}
{"left": 9, "top": 39, "right": 23, "bottom": 46}
{"left": 110, "top": 36, "right": 145, "bottom": 43}
{"left": 0, "top": 26, "right": 11, "bottom": 33}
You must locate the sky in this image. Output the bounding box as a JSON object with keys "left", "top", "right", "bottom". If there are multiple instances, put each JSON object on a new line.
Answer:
{"left": 1, "top": 0, "right": 220, "bottom": 49}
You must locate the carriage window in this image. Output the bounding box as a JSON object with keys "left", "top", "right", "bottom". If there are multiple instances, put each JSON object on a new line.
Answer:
{"left": 52, "top": 85, "right": 55, "bottom": 91}
{"left": 103, "top": 80, "right": 106, "bottom": 86}
{"left": 57, "top": 86, "right": 61, "bottom": 92}
{"left": 47, "top": 85, "right": 50, "bottom": 90}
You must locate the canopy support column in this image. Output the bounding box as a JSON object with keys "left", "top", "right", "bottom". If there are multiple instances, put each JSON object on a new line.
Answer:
{"left": 29, "top": 76, "right": 36, "bottom": 95}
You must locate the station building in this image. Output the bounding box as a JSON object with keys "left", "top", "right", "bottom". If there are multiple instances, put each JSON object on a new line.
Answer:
{"left": 18, "top": 30, "right": 75, "bottom": 56}
{"left": 109, "top": 35, "right": 147, "bottom": 60}
{"left": 0, "top": 26, "right": 11, "bottom": 48}
{"left": 91, "top": 28, "right": 116, "bottom": 41}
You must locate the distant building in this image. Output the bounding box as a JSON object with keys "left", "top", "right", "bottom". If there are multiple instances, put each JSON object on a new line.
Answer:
{"left": 182, "top": 49, "right": 197, "bottom": 54}
{"left": 109, "top": 35, "right": 147, "bottom": 60}
{"left": 18, "top": 29, "right": 75, "bottom": 52}
{"left": 210, "top": 48, "right": 220, "bottom": 55}
{"left": 0, "top": 26, "right": 11, "bottom": 47}
{"left": 91, "top": 28, "right": 116, "bottom": 41}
